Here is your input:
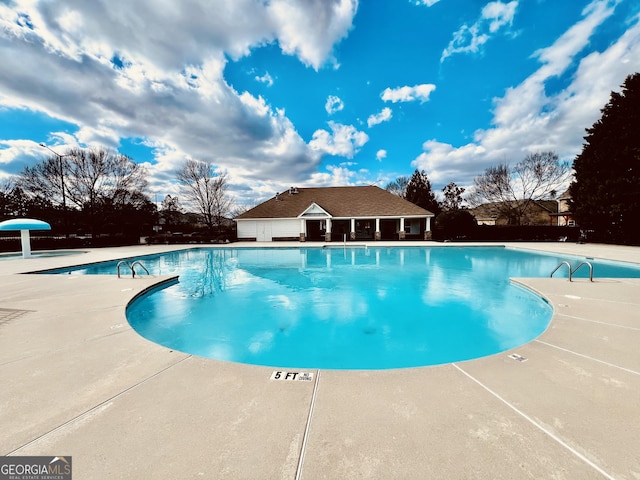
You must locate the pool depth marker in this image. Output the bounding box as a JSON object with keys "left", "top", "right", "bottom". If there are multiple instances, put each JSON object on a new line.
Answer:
{"left": 271, "top": 371, "right": 314, "bottom": 382}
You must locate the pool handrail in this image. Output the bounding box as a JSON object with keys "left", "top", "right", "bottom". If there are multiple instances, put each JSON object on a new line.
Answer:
{"left": 572, "top": 261, "right": 594, "bottom": 282}
{"left": 550, "top": 260, "right": 593, "bottom": 282}
{"left": 117, "top": 259, "right": 150, "bottom": 278}
{"left": 131, "top": 260, "right": 150, "bottom": 278}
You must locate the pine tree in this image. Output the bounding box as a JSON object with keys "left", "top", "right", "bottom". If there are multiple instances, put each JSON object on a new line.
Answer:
{"left": 571, "top": 73, "right": 640, "bottom": 244}
{"left": 405, "top": 169, "right": 440, "bottom": 215}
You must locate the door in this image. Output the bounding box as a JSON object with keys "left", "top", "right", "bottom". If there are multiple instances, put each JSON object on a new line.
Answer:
{"left": 257, "top": 222, "right": 272, "bottom": 241}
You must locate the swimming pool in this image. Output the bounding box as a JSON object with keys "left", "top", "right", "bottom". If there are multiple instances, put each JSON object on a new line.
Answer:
{"left": 45, "top": 246, "right": 640, "bottom": 369}
{"left": 0, "top": 250, "right": 87, "bottom": 260}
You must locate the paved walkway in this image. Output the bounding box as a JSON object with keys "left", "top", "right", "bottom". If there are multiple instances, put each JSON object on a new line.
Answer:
{"left": 1, "top": 242, "right": 639, "bottom": 479}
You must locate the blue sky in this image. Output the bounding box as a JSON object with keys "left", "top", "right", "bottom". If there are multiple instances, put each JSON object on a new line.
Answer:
{"left": 1, "top": 0, "right": 639, "bottom": 208}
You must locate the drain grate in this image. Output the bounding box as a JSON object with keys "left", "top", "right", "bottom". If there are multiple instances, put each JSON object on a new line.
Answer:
{"left": 0, "top": 308, "right": 33, "bottom": 326}
{"left": 508, "top": 353, "right": 528, "bottom": 362}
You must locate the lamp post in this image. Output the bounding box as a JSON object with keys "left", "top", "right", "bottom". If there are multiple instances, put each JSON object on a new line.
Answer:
{"left": 40, "top": 143, "right": 71, "bottom": 237}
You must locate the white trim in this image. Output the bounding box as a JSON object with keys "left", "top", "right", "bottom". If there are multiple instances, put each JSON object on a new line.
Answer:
{"left": 330, "top": 214, "right": 433, "bottom": 220}
{"left": 298, "top": 203, "right": 332, "bottom": 219}
{"left": 237, "top": 214, "right": 434, "bottom": 222}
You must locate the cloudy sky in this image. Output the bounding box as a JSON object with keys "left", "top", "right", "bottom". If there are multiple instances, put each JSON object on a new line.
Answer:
{"left": 1, "top": 0, "right": 639, "bottom": 207}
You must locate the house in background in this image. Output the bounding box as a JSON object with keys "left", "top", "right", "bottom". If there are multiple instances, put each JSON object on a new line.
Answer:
{"left": 549, "top": 189, "right": 575, "bottom": 226}
{"left": 469, "top": 199, "right": 559, "bottom": 226}
{"left": 235, "top": 185, "right": 434, "bottom": 242}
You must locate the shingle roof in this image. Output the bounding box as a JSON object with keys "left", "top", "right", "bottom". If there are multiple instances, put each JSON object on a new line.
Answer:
{"left": 236, "top": 186, "right": 434, "bottom": 219}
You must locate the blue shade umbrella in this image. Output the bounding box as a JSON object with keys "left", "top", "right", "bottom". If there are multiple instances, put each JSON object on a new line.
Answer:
{"left": 0, "top": 218, "right": 51, "bottom": 258}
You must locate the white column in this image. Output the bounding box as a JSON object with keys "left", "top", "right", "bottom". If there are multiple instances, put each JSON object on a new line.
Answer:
{"left": 20, "top": 230, "right": 32, "bottom": 258}
{"left": 351, "top": 218, "right": 356, "bottom": 236}
{"left": 326, "top": 218, "right": 332, "bottom": 233}
{"left": 300, "top": 219, "right": 306, "bottom": 236}
{"left": 399, "top": 218, "right": 405, "bottom": 232}
{"left": 426, "top": 216, "right": 431, "bottom": 231}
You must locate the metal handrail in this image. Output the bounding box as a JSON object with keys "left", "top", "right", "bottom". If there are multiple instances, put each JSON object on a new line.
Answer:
{"left": 572, "top": 262, "right": 594, "bottom": 282}
{"left": 116, "top": 260, "right": 131, "bottom": 278}
{"left": 550, "top": 261, "right": 572, "bottom": 279}
{"left": 550, "top": 261, "right": 594, "bottom": 282}
{"left": 117, "top": 259, "right": 149, "bottom": 278}
{"left": 130, "top": 261, "right": 149, "bottom": 278}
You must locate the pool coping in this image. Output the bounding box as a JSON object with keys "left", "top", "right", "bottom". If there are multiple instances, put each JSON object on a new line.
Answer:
{"left": 1, "top": 241, "right": 639, "bottom": 479}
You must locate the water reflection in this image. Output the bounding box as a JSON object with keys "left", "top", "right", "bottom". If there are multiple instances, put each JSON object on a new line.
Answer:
{"left": 125, "top": 247, "right": 560, "bottom": 368}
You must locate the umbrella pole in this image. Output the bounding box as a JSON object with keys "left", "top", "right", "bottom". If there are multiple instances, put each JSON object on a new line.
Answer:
{"left": 20, "top": 229, "right": 32, "bottom": 258}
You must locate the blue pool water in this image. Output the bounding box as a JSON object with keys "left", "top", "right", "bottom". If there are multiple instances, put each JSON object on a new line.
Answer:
{"left": 0, "top": 250, "right": 87, "bottom": 260}
{"left": 47, "top": 246, "right": 640, "bottom": 369}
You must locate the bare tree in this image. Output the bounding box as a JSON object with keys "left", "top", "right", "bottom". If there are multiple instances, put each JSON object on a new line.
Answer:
{"left": 19, "top": 146, "right": 148, "bottom": 234}
{"left": 177, "top": 159, "right": 232, "bottom": 234}
{"left": 469, "top": 151, "right": 571, "bottom": 225}
{"left": 20, "top": 147, "right": 146, "bottom": 209}
{"left": 1, "top": 177, "right": 14, "bottom": 195}
{"left": 63, "top": 147, "right": 147, "bottom": 211}
{"left": 0, "top": 178, "right": 16, "bottom": 217}
{"left": 19, "top": 157, "right": 66, "bottom": 207}
{"left": 385, "top": 176, "right": 409, "bottom": 198}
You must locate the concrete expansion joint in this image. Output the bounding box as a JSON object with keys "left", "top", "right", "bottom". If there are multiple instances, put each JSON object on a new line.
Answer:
{"left": 5, "top": 354, "right": 192, "bottom": 456}
{"left": 556, "top": 312, "right": 640, "bottom": 331}
{"left": 295, "top": 369, "right": 320, "bottom": 480}
{"left": 534, "top": 340, "right": 640, "bottom": 377}
{"left": 452, "top": 363, "right": 617, "bottom": 480}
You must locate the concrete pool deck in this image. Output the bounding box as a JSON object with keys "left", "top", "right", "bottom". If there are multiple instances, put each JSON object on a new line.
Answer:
{"left": 1, "top": 241, "right": 639, "bottom": 479}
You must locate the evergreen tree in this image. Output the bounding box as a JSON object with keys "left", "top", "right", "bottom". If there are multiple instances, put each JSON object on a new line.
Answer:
{"left": 405, "top": 169, "right": 440, "bottom": 215}
{"left": 571, "top": 73, "right": 640, "bottom": 244}
{"left": 441, "top": 182, "right": 465, "bottom": 211}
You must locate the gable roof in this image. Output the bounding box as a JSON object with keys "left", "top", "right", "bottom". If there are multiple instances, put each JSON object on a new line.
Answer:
{"left": 236, "top": 186, "right": 434, "bottom": 220}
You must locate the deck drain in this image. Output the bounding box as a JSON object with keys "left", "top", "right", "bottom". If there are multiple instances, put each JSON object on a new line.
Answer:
{"left": 0, "top": 308, "right": 33, "bottom": 326}
{"left": 508, "top": 353, "right": 528, "bottom": 362}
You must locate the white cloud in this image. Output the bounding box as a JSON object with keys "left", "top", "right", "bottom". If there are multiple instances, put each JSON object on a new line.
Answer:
{"left": 367, "top": 107, "right": 392, "bottom": 127}
{"left": 309, "top": 121, "right": 369, "bottom": 158}
{"left": 268, "top": 0, "right": 358, "bottom": 69}
{"left": 381, "top": 84, "right": 436, "bottom": 103}
{"left": 307, "top": 163, "right": 379, "bottom": 187}
{"left": 415, "top": 1, "right": 639, "bottom": 187}
{"left": 482, "top": 1, "right": 518, "bottom": 33}
{"left": 0, "top": 0, "right": 358, "bottom": 203}
{"left": 376, "top": 149, "right": 387, "bottom": 161}
{"left": 414, "top": 0, "right": 441, "bottom": 6}
{"left": 441, "top": 1, "right": 518, "bottom": 62}
{"left": 325, "top": 95, "right": 345, "bottom": 114}
{"left": 0, "top": 139, "right": 45, "bottom": 166}
{"left": 255, "top": 72, "right": 274, "bottom": 87}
